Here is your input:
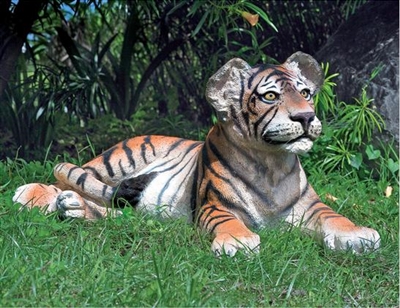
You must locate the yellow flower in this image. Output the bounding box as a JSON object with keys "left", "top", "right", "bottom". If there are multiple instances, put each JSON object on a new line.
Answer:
{"left": 241, "top": 11, "right": 259, "bottom": 27}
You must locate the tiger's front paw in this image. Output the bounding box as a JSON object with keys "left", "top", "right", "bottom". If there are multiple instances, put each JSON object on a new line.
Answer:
{"left": 211, "top": 232, "right": 260, "bottom": 257}
{"left": 323, "top": 226, "right": 380, "bottom": 253}
{"left": 57, "top": 190, "right": 86, "bottom": 219}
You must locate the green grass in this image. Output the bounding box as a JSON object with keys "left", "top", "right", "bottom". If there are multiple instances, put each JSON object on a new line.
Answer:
{"left": 0, "top": 158, "right": 398, "bottom": 307}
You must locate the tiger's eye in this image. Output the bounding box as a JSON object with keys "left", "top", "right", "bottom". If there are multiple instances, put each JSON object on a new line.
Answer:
{"left": 264, "top": 92, "right": 278, "bottom": 101}
{"left": 300, "top": 89, "right": 310, "bottom": 98}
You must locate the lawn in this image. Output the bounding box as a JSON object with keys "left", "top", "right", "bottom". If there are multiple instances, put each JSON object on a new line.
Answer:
{"left": 0, "top": 158, "right": 398, "bottom": 307}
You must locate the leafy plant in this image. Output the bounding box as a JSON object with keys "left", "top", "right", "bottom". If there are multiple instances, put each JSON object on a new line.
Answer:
{"left": 306, "top": 65, "right": 397, "bottom": 183}
{"left": 1, "top": 56, "right": 62, "bottom": 159}
{"left": 364, "top": 142, "right": 399, "bottom": 184}
{"left": 313, "top": 62, "right": 339, "bottom": 122}
{"left": 339, "top": 0, "right": 368, "bottom": 19}
{"left": 336, "top": 86, "right": 385, "bottom": 145}
{"left": 319, "top": 138, "right": 362, "bottom": 174}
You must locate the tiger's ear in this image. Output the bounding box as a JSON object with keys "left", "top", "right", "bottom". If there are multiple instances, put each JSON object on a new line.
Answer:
{"left": 284, "top": 52, "right": 324, "bottom": 92}
{"left": 206, "top": 58, "right": 252, "bottom": 122}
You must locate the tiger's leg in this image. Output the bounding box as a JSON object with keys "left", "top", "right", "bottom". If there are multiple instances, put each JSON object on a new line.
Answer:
{"left": 53, "top": 163, "right": 116, "bottom": 205}
{"left": 56, "top": 190, "right": 122, "bottom": 219}
{"left": 13, "top": 162, "right": 131, "bottom": 219}
{"left": 52, "top": 163, "right": 125, "bottom": 219}
{"left": 12, "top": 182, "right": 113, "bottom": 219}
{"left": 198, "top": 204, "right": 260, "bottom": 257}
{"left": 287, "top": 194, "right": 380, "bottom": 253}
{"left": 53, "top": 163, "right": 153, "bottom": 219}
{"left": 13, "top": 183, "right": 61, "bottom": 213}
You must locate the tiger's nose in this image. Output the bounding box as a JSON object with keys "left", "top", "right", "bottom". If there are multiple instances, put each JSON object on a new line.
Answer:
{"left": 290, "top": 112, "right": 315, "bottom": 131}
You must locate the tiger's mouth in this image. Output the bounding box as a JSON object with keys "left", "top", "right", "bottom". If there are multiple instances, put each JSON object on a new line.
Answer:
{"left": 262, "top": 135, "right": 315, "bottom": 154}
{"left": 263, "top": 134, "right": 316, "bottom": 145}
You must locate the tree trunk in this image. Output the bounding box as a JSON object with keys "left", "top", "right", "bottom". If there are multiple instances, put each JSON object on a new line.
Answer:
{"left": 0, "top": 0, "right": 47, "bottom": 98}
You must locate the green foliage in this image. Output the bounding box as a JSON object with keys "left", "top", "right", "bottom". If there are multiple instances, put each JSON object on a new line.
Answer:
{"left": 46, "top": 109, "right": 208, "bottom": 163}
{"left": 137, "top": 113, "right": 209, "bottom": 141}
{"left": 313, "top": 63, "right": 339, "bottom": 122}
{"left": 0, "top": 0, "right": 372, "bottom": 160}
{"left": 305, "top": 65, "right": 398, "bottom": 184}
{"left": 54, "top": 30, "right": 117, "bottom": 119}
{"left": 337, "top": 86, "right": 384, "bottom": 145}
{"left": 39, "top": 0, "right": 277, "bottom": 122}
{"left": 262, "top": 0, "right": 345, "bottom": 61}
{"left": 2, "top": 157, "right": 398, "bottom": 306}
{"left": 1, "top": 0, "right": 278, "bottom": 160}
{"left": 0, "top": 56, "right": 61, "bottom": 159}
{"left": 339, "top": 0, "right": 368, "bottom": 19}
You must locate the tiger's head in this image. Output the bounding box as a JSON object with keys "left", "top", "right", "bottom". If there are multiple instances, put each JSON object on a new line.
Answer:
{"left": 206, "top": 52, "right": 324, "bottom": 154}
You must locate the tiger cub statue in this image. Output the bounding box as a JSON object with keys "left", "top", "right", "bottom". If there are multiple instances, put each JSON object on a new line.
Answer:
{"left": 13, "top": 52, "right": 380, "bottom": 256}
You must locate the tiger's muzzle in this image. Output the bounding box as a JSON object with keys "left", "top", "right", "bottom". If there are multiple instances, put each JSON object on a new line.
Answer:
{"left": 261, "top": 114, "right": 322, "bottom": 154}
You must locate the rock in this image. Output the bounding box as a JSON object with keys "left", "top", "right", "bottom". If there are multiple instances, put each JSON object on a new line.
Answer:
{"left": 315, "top": 0, "right": 399, "bottom": 149}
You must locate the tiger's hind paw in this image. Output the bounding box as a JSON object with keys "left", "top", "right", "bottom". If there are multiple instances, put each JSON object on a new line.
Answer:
{"left": 56, "top": 190, "right": 86, "bottom": 219}
{"left": 211, "top": 233, "right": 260, "bottom": 257}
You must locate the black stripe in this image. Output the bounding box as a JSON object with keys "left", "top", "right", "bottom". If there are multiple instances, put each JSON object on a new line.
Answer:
{"left": 321, "top": 214, "right": 342, "bottom": 221}
{"left": 146, "top": 142, "right": 202, "bottom": 174}
{"left": 250, "top": 67, "right": 291, "bottom": 90}
{"left": 244, "top": 75, "right": 265, "bottom": 137}
{"left": 118, "top": 160, "right": 127, "bottom": 177}
{"left": 275, "top": 77, "right": 291, "bottom": 84}
{"left": 253, "top": 104, "right": 278, "bottom": 138}
{"left": 306, "top": 200, "right": 323, "bottom": 211}
{"left": 199, "top": 203, "right": 217, "bottom": 224}
{"left": 190, "top": 153, "right": 201, "bottom": 219}
{"left": 76, "top": 173, "right": 87, "bottom": 190}
{"left": 102, "top": 146, "right": 116, "bottom": 178}
{"left": 247, "top": 96, "right": 258, "bottom": 115}
{"left": 67, "top": 166, "right": 80, "bottom": 179}
{"left": 201, "top": 204, "right": 231, "bottom": 214}
{"left": 198, "top": 204, "right": 231, "bottom": 224}
{"left": 204, "top": 214, "right": 235, "bottom": 230}
{"left": 230, "top": 105, "right": 246, "bottom": 137}
{"left": 239, "top": 78, "right": 245, "bottom": 109}
{"left": 164, "top": 138, "right": 186, "bottom": 157}
{"left": 200, "top": 141, "right": 250, "bottom": 207}
{"left": 140, "top": 136, "right": 156, "bottom": 164}
{"left": 248, "top": 64, "right": 274, "bottom": 88}
{"left": 260, "top": 107, "right": 279, "bottom": 138}
{"left": 210, "top": 218, "right": 236, "bottom": 233}
{"left": 122, "top": 139, "right": 136, "bottom": 169}
{"left": 304, "top": 205, "right": 333, "bottom": 225}
{"left": 242, "top": 111, "right": 250, "bottom": 135}
{"left": 156, "top": 149, "right": 199, "bottom": 205}
{"left": 145, "top": 157, "right": 177, "bottom": 172}
{"left": 207, "top": 139, "right": 272, "bottom": 206}
{"left": 83, "top": 166, "right": 102, "bottom": 180}
{"left": 144, "top": 135, "right": 156, "bottom": 156}
{"left": 260, "top": 80, "right": 273, "bottom": 87}
{"left": 243, "top": 74, "right": 266, "bottom": 139}
{"left": 157, "top": 144, "right": 199, "bottom": 204}
{"left": 281, "top": 182, "right": 310, "bottom": 214}
{"left": 102, "top": 184, "right": 109, "bottom": 197}
{"left": 264, "top": 70, "right": 292, "bottom": 83}
{"left": 202, "top": 180, "right": 255, "bottom": 225}
{"left": 140, "top": 141, "right": 148, "bottom": 164}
